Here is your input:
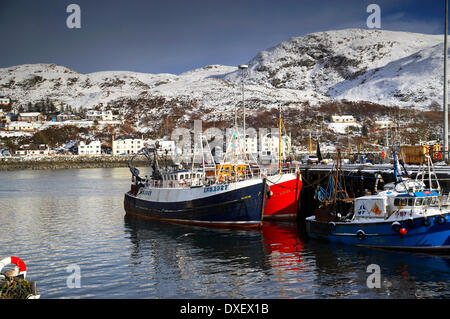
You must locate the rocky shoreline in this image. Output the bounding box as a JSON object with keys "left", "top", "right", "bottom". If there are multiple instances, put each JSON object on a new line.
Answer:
{"left": 0, "top": 155, "right": 151, "bottom": 171}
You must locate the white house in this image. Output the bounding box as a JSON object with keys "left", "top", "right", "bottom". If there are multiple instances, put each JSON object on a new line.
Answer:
{"left": 112, "top": 136, "right": 143, "bottom": 155}
{"left": 57, "top": 112, "right": 78, "bottom": 121}
{"left": 86, "top": 110, "right": 114, "bottom": 121}
{"left": 157, "top": 140, "right": 176, "bottom": 156}
{"left": 244, "top": 135, "right": 258, "bottom": 157}
{"left": 18, "top": 112, "right": 45, "bottom": 123}
{"left": 0, "top": 98, "right": 10, "bottom": 106}
{"left": 260, "top": 133, "right": 291, "bottom": 159}
{"left": 6, "top": 121, "right": 36, "bottom": 131}
{"left": 15, "top": 144, "right": 50, "bottom": 156}
{"left": 78, "top": 140, "right": 101, "bottom": 155}
{"left": 331, "top": 115, "right": 356, "bottom": 123}
{"left": 374, "top": 120, "right": 394, "bottom": 129}
{"left": 225, "top": 128, "right": 258, "bottom": 157}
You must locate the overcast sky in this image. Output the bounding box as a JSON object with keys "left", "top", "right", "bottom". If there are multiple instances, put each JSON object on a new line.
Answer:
{"left": 0, "top": 0, "right": 446, "bottom": 74}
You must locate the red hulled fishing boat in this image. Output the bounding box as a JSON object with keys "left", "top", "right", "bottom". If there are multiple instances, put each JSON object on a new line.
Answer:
{"left": 261, "top": 105, "right": 302, "bottom": 221}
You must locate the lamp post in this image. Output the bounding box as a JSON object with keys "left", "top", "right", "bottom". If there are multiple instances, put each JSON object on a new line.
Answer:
{"left": 444, "top": 0, "right": 449, "bottom": 163}
{"left": 239, "top": 64, "right": 248, "bottom": 154}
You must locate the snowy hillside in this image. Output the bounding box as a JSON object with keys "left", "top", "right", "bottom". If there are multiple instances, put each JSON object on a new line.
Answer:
{"left": 223, "top": 29, "right": 444, "bottom": 108}
{"left": 0, "top": 28, "right": 447, "bottom": 115}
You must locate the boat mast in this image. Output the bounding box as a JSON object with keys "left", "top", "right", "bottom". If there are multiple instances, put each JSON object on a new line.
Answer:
{"left": 279, "top": 104, "right": 282, "bottom": 174}
{"left": 239, "top": 64, "right": 248, "bottom": 159}
{"left": 333, "top": 150, "right": 341, "bottom": 205}
{"left": 445, "top": 0, "right": 449, "bottom": 163}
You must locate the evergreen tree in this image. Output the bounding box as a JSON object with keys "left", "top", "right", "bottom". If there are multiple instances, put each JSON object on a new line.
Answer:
{"left": 50, "top": 102, "right": 56, "bottom": 114}
{"left": 362, "top": 125, "right": 368, "bottom": 137}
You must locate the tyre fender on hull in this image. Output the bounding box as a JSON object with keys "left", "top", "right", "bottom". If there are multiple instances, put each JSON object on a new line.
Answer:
{"left": 356, "top": 229, "right": 366, "bottom": 241}
{"left": 436, "top": 215, "right": 447, "bottom": 225}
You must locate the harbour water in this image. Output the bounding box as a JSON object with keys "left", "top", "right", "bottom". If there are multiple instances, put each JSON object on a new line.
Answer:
{"left": 0, "top": 168, "right": 449, "bottom": 299}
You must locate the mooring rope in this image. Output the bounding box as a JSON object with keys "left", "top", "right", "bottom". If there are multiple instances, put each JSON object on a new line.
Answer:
{"left": 0, "top": 278, "right": 34, "bottom": 299}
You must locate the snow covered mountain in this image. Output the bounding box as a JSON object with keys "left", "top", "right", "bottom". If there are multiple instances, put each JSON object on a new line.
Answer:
{"left": 0, "top": 28, "right": 447, "bottom": 117}
{"left": 223, "top": 28, "right": 444, "bottom": 108}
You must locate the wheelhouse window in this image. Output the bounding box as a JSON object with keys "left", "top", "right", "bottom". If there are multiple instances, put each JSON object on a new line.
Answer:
{"left": 394, "top": 198, "right": 408, "bottom": 206}
{"left": 430, "top": 197, "right": 438, "bottom": 205}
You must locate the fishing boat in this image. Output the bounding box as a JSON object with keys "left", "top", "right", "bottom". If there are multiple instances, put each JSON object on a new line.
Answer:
{"left": 305, "top": 150, "right": 450, "bottom": 251}
{"left": 124, "top": 134, "right": 268, "bottom": 229}
{"left": 234, "top": 63, "right": 302, "bottom": 221}
{"left": 260, "top": 105, "right": 302, "bottom": 221}
{"left": 263, "top": 170, "right": 302, "bottom": 221}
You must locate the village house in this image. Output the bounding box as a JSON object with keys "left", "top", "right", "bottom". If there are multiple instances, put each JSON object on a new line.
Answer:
{"left": 374, "top": 120, "right": 394, "bottom": 129}
{"left": 331, "top": 115, "right": 356, "bottom": 123}
{"left": 78, "top": 140, "right": 102, "bottom": 155}
{"left": 260, "top": 133, "right": 291, "bottom": 159}
{"left": 156, "top": 140, "right": 177, "bottom": 157}
{"left": 0, "top": 111, "right": 14, "bottom": 127}
{"left": 86, "top": 110, "right": 114, "bottom": 121}
{"left": 224, "top": 128, "right": 259, "bottom": 158}
{"left": 56, "top": 112, "right": 79, "bottom": 122}
{"left": 15, "top": 144, "right": 50, "bottom": 156}
{"left": 0, "top": 97, "right": 10, "bottom": 106}
{"left": 5, "top": 121, "right": 37, "bottom": 132}
{"left": 112, "top": 136, "right": 143, "bottom": 155}
{"left": 18, "top": 112, "right": 45, "bottom": 123}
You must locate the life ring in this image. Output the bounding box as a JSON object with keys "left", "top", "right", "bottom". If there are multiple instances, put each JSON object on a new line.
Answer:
{"left": 356, "top": 230, "right": 366, "bottom": 241}
{"left": 433, "top": 152, "right": 442, "bottom": 161}
{"left": 436, "top": 215, "right": 447, "bottom": 225}
{"left": 422, "top": 217, "right": 431, "bottom": 227}
{"left": 0, "top": 256, "right": 27, "bottom": 279}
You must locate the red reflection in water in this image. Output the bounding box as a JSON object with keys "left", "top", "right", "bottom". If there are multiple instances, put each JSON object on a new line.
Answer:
{"left": 261, "top": 222, "right": 305, "bottom": 271}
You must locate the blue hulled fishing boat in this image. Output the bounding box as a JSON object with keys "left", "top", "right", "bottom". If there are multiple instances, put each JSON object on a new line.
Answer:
{"left": 306, "top": 150, "right": 450, "bottom": 252}
{"left": 124, "top": 134, "right": 268, "bottom": 229}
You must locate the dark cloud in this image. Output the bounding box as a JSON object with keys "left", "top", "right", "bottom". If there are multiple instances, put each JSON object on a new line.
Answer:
{"left": 0, "top": 0, "right": 445, "bottom": 74}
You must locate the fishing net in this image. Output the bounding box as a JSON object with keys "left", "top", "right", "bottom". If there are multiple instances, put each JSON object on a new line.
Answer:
{"left": 0, "top": 277, "right": 35, "bottom": 299}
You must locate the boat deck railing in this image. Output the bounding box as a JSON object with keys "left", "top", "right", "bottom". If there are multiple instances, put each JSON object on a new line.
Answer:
{"left": 255, "top": 165, "right": 298, "bottom": 177}
{"left": 441, "top": 192, "right": 450, "bottom": 206}
{"left": 133, "top": 163, "right": 299, "bottom": 190}
{"left": 143, "top": 172, "right": 261, "bottom": 189}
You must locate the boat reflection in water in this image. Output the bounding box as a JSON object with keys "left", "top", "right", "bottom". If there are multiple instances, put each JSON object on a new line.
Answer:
{"left": 261, "top": 221, "right": 312, "bottom": 297}
{"left": 261, "top": 222, "right": 306, "bottom": 271}
{"left": 309, "top": 241, "right": 450, "bottom": 298}
{"left": 123, "top": 215, "right": 308, "bottom": 298}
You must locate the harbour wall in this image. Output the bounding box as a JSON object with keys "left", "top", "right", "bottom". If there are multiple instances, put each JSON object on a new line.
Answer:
{"left": 0, "top": 155, "right": 151, "bottom": 171}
